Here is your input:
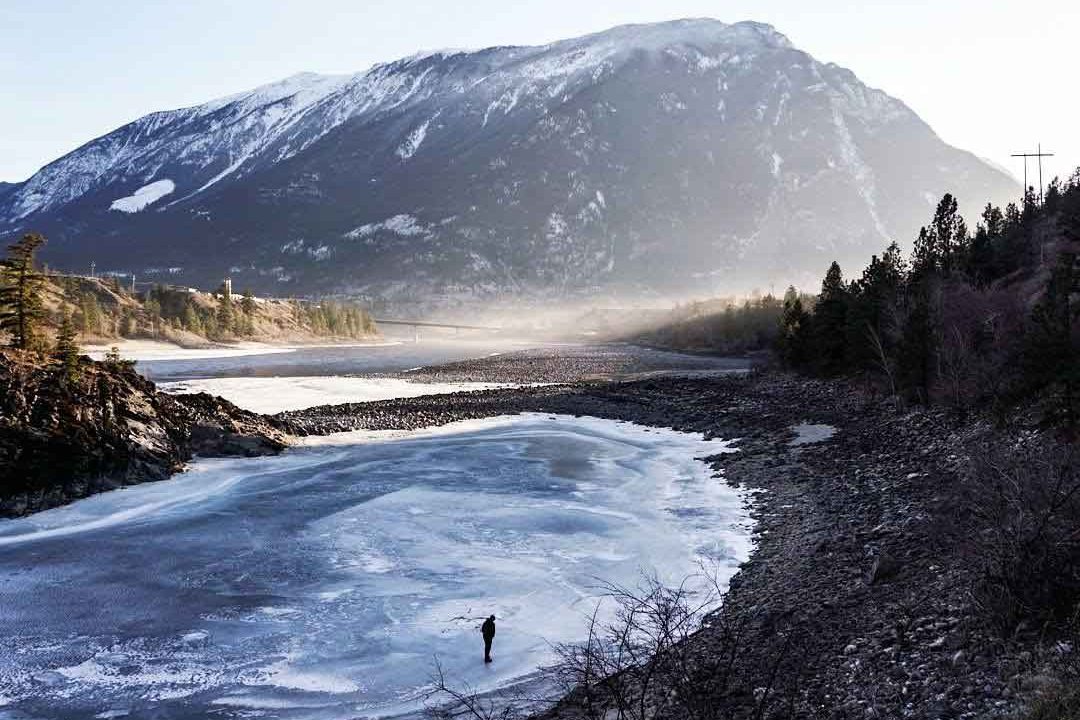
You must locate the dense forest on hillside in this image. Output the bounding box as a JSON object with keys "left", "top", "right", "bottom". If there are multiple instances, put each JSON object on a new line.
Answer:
{"left": 0, "top": 235, "right": 378, "bottom": 352}
{"left": 640, "top": 171, "right": 1080, "bottom": 432}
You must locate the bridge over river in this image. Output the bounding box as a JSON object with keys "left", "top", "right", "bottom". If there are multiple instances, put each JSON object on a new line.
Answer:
{"left": 372, "top": 318, "right": 501, "bottom": 341}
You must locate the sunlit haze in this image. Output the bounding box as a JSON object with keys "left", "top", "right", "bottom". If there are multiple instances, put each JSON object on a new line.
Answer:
{"left": 3, "top": 0, "right": 1077, "bottom": 186}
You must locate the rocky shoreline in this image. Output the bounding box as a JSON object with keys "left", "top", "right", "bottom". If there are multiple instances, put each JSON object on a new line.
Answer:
{"left": 384, "top": 343, "right": 752, "bottom": 384}
{"left": 279, "top": 372, "right": 1047, "bottom": 719}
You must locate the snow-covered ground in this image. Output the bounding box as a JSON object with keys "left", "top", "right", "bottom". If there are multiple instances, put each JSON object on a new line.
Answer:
{"left": 82, "top": 339, "right": 400, "bottom": 364}
{"left": 109, "top": 179, "right": 176, "bottom": 213}
{"left": 159, "top": 376, "right": 520, "bottom": 414}
{"left": 98, "top": 338, "right": 530, "bottom": 383}
{"left": 0, "top": 415, "right": 751, "bottom": 719}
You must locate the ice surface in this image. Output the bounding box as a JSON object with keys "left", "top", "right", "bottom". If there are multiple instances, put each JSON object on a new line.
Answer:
{"left": 122, "top": 339, "right": 533, "bottom": 383}
{"left": 789, "top": 422, "right": 836, "bottom": 446}
{"left": 109, "top": 179, "right": 175, "bottom": 213}
{"left": 0, "top": 414, "right": 751, "bottom": 719}
{"left": 83, "top": 339, "right": 306, "bottom": 363}
{"left": 159, "top": 376, "right": 521, "bottom": 413}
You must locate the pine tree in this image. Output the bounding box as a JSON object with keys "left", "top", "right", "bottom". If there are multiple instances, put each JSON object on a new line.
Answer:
{"left": 814, "top": 261, "right": 850, "bottom": 376}
{"left": 911, "top": 226, "right": 936, "bottom": 276}
{"left": 241, "top": 289, "right": 256, "bottom": 316}
{"left": 778, "top": 286, "right": 812, "bottom": 368}
{"left": 1060, "top": 177, "right": 1080, "bottom": 245}
{"left": 120, "top": 310, "right": 137, "bottom": 337}
{"left": 967, "top": 204, "right": 1004, "bottom": 285}
{"left": 0, "top": 233, "right": 48, "bottom": 350}
{"left": 1024, "top": 253, "right": 1079, "bottom": 430}
{"left": 78, "top": 292, "right": 102, "bottom": 336}
{"left": 913, "top": 194, "right": 968, "bottom": 277}
{"left": 54, "top": 312, "right": 81, "bottom": 384}
{"left": 897, "top": 283, "right": 937, "bottom": 404}
{"left": 182, "top": 302, "right": 203, "bottom": 335}
{"left": 216, "top": 293, "right": 234, "bottom": 337}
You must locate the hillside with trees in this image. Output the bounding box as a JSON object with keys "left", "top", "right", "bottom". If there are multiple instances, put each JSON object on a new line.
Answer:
{"left": 0, "top": 233, "right": 378, "bottom": 354}
{"left": 776, "top": 177, "right": 1078, "bottom": 432}
{"left": 637, "top": 171, "right": 1079, "bottom": 434}
{"left": 630, "top": 173, "right": 1080, "bottom": 718}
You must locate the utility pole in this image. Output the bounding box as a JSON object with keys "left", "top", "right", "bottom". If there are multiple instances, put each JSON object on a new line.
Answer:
{"left": 1011, "top": 144, "right": 1055, "bottom": 204}
{"left": 89, "top": 261, "right": 96, "bottom": 279}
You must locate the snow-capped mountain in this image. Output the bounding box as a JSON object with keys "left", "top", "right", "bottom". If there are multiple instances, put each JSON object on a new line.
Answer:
{"left": 0, "top": 19, "right": 1017, "bottom": 303}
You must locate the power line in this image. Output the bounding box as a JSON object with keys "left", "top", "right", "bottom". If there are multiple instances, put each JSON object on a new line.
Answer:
{"left": 1011, "top": 143, "right": 1054, "bottom": 203}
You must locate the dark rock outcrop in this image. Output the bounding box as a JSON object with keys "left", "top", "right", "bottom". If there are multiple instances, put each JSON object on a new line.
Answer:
{"left": 0, "top": 351, "right": 289, "bottom": 517}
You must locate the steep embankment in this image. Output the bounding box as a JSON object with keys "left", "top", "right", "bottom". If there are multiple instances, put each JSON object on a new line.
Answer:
{"left": 0, "top": 350, "right": 289, "bottom": 517}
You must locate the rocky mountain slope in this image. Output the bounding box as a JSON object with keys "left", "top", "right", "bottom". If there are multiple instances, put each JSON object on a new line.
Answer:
{"left": 0, "top": 19, "right": 1017, "bottom": 306}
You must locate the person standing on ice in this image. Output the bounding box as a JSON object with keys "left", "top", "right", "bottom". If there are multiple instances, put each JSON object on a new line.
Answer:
{"left": 481, "top": 615, "right": 496, "bottom": 663}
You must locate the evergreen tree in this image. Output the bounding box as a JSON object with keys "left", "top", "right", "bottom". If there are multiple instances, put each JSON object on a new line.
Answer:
{"left": 54, "top": 312, "right": 81, "bottom": 384}
{"left": 241, "top": 289, "right": 256, "bottom": 316}
{"left": 216, "top": 293, "right": 234, "bottom": 337}
{"left": 144, "top": 296, "right": 163, "bottom": 338}
{"left": 1043, "top": 177, "right": 1063, "bottom": 215}
{"left": 813, "top": 261, "right": 850, "bottom": 376}
{"left": 911, "top": 226, "right": 936, "bottom": 276}
{"left": 144, "top": 296, "right": 162, "bottom": 318}
{"left": 181, "top": 302, "right": 203, "bottom": 335}
{"left": 914, "top": 193, "right": 968, "bottom": 277}
{"left": 0, "top": 233, "right": 48, "bottom": 350}
{"left": 120, "top": 310, "right": 137, "bottom": 337}
{"left": 78, "top": 292, "right": 103, "bottom": 336}
{"left": 777, "top": 286, "right": 812, "bottom": 368}
{"left": 897, "top": 282, "right": 937, "bottom": 404}
{"left": 844, "top": 245, "right": 904, "bottom": 373}
{"left": 967, "top": 203, "right": 1004, "bottom": 285}
{"left": 1060, "top": 177, "right": 1080, "bottom": 245}
{"left": 1024, "top": 252, "right": 1079, "bottom": 430}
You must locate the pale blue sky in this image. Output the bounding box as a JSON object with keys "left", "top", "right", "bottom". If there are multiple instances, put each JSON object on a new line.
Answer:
{"left": 2, "top": 0, "right": 1076, "bottom": 187}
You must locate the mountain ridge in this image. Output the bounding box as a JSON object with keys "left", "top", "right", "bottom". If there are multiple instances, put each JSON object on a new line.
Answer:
{"left": 0, "top": 19, "right": 1017, "bottom": 307}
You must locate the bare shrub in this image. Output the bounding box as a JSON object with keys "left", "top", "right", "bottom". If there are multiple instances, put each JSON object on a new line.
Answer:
{"left": 546, "top": 570, "right": 802, "bottom": 720}
{"left": 1022, "top": 608, "right": 1080, "bottom": 720}
{"left": 933, "top": 280, "right": 1026, "bottom": 410}
{"left": 961, "top": 440, "right": 1080, "bottom": 632}
{"left": 425, "top": 569, "right": 807, "bottom": 720}
{"left": 424, "top": 657, "right": 529, "bottom": 720}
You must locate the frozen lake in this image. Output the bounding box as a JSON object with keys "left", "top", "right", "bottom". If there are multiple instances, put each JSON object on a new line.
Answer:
{"left": 0, "top": 414, "right": 751, "bottom": 719}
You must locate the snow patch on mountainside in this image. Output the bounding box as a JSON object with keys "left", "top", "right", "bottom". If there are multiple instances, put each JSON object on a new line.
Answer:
{"left": 109, "top": 180, "right": 175, "bottom": 213}
{"left": 396, "top": 114, "right": 438, "bottom": 161}
{"left": 280, "top": 239, "right": 334, "bottom": 261}
{"left": 344, "top": 214, "right": 431, "bottom": 240}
